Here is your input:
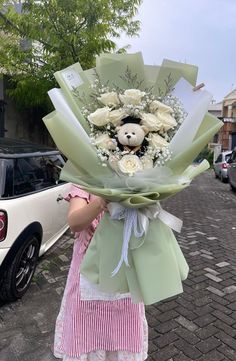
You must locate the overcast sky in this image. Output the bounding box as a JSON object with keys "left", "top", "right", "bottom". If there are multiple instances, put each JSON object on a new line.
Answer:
{"left": 117, "top": 0, "right": 236, "bottom": 102}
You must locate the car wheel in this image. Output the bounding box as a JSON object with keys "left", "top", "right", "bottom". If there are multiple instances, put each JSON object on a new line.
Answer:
{"left": 220, "top": 173, "right": 228, "bottom": 183}
{"left": 230, "top": 182, "right": 236, "bottom": 192}
{"left": 0, "top": 235, "right": 40, "bottom": 302}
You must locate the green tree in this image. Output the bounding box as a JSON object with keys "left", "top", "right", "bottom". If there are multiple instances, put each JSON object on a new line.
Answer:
{"left": 0, "top": 0, "right": 142, "bottom": 110}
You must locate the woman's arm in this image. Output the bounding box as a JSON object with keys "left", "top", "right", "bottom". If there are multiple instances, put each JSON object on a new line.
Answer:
{"left": 68, "top": 196, "right": 107, "bottom": 232}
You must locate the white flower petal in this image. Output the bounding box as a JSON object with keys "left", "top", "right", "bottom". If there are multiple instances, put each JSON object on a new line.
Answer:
{"left": 94, "top": 133, "right": 117, "bottom": 150}
{"left": 98, "top": 92, "right": 120, "bottom": 107}
{"left": 109, "top": 109, "right": 128, "bottom": 126}
{"left": 88, "top": 107, "right": 110, "bottom": 126}
{"left": 141, "top": 113, "right": 162, "bottom": 132}
{"left": 118, "top": 154, "right": 143, "bottom": 175}
{"left": 149, "top": 133, "right": 169, "bottom": 149}
{"left": 120, "top": 89, "right": 146, "bottom": 106}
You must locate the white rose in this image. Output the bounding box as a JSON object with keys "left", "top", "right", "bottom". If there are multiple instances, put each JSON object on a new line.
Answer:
{"left": 149, "top": 100, "right": 173, "bottom": 113}
{"left": 94, "top": 134, "right": 117, "bottom": 150}
{"left": 141, "top": 113, "right": 162, "bottom": 132}
{"left": 157, "top": 112, "right": 177, "bottom": 131}
{"left": 109, "top": 109, "right": 128, "bottom": 126}
{"left": 118, "top": 154, "right": 143, "bottom": 175}
{"left": 119, "top": 89, "right": 145, "bottom": 105}
{"left": 149, "top": 133, "right": 169, "bottom": 149}
{"left": 108, "top": 155, "right": 120, "bottom": 171}
{"left": 141, "top": 155, "right": 153, "bottom": 170}
{"left": 149, "top": 100, "right": 177, "bottom": 131}
{"left": 88, "top": 107, "right": 110, "bottom": 127}
{"left": 98, "top": 92, "right": 120, "bottom": 107}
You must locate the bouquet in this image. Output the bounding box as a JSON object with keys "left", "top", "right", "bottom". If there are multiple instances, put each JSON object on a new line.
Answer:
{"left": 43, "top": 52, "right": 222, "bottom": 305}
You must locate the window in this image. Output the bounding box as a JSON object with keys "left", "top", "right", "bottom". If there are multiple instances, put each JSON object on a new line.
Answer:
{"left": 215, "top": 154, "right": 222, "bottom": 163}
{"left": 42, "top": 155, "right": 65, "bottom": 186}
{"left": 0, "top": 159, "right": 13, "bottom": 198}
{"left": 232, "top": 151, "right": 236, "bottom": 163}
{"left": 13, "top": 154, "right": 65, "bottom": 196}
{"left": 225, "top": 154, "right": 232, "bottom": 163}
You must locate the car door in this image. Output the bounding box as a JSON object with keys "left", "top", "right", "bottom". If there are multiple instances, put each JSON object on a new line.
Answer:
{"left": 13, "top": 155, "right": 70, "bottom": 252}
{"left": 13, "top": 156, "right": 55, "bottom": 243}
{"left": 229, "top": 151, "right": 236, "bottom": 185}
{"left": 40, "top": 154, "right": 70, "bottom": 242}
{"left": 214, "top": 154, "right": 222, "bottom": 176}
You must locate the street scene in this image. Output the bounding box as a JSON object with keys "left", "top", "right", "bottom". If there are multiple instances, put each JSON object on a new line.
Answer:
{"left": 0, "top": 170, "right": 236, "bottom": 361}
{"left": 1, "top": 1, "right": 236, "bottom": 361}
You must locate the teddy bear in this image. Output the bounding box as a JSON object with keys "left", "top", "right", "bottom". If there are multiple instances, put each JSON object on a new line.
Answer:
{"left": 116, "top": 116, "right": 149, "bottom": 157}
{"left": 107, "top": 116, "right": 155, "bottom": 173}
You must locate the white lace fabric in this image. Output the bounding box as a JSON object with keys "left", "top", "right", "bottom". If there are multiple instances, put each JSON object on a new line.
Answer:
{"left": 61, "top": 346, "right": 148, "bottom": 360}
{"left": 80, "top": 275, "right": 131, "bottom": 301}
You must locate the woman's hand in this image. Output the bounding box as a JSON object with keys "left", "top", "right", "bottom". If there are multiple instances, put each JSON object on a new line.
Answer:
{"left": 92, "top": 196, "right": 108, "bottom": 212}
{"left": 68, "top": 196, "right": 108, "bottom": 232}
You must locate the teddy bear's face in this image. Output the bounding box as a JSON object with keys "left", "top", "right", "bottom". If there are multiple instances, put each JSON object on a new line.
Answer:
{"left": 117, "top": 123, "right": 147, "bottom": 147}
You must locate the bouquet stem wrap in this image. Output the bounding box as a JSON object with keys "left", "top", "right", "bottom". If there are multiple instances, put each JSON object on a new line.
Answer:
{"left": 80, "top": 210, "right": 189, "bottom": 305}
{"left": 108, "top": 202, "right": 183, "bottom": 276}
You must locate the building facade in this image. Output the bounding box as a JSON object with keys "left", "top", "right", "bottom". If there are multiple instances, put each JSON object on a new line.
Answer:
{"left": 209, "top": 90, "right": 236, "bottom": 151}
{"left": 220, "top": 90, "right": 236, "bottom": 150}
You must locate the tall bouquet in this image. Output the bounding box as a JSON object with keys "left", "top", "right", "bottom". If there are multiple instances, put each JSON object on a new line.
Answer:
{"left": 43, "top": 52, "right": 222, "bottom": 305}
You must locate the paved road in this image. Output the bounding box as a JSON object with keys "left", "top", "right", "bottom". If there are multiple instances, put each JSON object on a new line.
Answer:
{"left": 0, "top": 170, "right": 236, "bottom": 361}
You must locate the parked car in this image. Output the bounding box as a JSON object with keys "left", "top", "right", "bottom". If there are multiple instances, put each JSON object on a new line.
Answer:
{"left": 0, "top": 138, "right": 70, "bottom": 302}
{"left": 228, "top": 148, "right": 236, "bottom": 192}
{"left": 213, "top": 151, "right": 232, "bottom": 182}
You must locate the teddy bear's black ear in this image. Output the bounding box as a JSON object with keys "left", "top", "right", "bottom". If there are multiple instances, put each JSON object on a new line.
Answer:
{"left": 122, "top": 116, "right": 141, "bottom": 124}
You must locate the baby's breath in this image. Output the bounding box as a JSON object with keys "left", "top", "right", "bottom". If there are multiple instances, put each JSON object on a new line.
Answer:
{"left": 78, "top": 75, "right": 187, "bottom": 170}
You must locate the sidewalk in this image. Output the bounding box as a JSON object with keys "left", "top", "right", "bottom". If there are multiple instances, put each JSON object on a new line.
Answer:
{"left": 0, "top": 170, "right": 236, "bottom": 361}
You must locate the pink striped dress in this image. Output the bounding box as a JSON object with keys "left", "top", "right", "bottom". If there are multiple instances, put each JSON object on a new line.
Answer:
{"left": 54, "top": 185, "right": 148, "bottom": 361}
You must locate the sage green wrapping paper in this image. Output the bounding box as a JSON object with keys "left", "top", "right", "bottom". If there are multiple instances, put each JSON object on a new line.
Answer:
{"left": 96, "top": 52, "right": 148, "bottom": 90}
{"left": 44, "top": 110, "right": 112, "bottom": 178}
{"left": 43, "top": 52, "right": 223, "bottom": 305}
{"left": 54, "top": 64, "right": 91, "bottom": 133}
{"left": 80, "top": 214, "right": 189, "bottom": 305}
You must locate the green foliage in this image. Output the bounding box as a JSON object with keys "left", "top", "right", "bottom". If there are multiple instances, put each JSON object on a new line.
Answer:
{"left": 0, "top": 0, "right": 142, "bottom": 111}
{"left": 207, "top": 150, "right": 214, "bottom": 167}
{"left": 195, "top": 146, "right": 214, "bottom": 167}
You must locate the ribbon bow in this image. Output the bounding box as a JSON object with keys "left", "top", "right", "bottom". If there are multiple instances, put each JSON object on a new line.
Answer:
{"left": 108, "top": 202, "right": 183, "bottom": 277}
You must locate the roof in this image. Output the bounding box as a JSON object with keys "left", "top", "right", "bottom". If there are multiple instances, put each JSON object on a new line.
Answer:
{"left": 208, "top": 102, "right": 222, "bottom": 112}
{"left": 223, "top": 89, "right": 236, "bottom": 100}
{"left": 0, "top": 137, "right": 59, "bottom": 158}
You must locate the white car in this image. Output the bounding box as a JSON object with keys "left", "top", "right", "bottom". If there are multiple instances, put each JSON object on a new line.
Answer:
{"left": 213, "top": 150, "right": 232, "bottom": 182}
{"left": 0, "top": 138, "right": 70, "bottom": 302}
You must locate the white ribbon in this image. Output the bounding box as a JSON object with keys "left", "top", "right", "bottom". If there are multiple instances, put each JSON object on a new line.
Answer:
{"left": 108, "top": 202, "right": 183, "bottom": 277}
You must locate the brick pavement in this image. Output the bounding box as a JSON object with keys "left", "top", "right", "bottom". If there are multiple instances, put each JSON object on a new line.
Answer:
{"left": 0, "top": 170, "right": 236, "bottom": 361}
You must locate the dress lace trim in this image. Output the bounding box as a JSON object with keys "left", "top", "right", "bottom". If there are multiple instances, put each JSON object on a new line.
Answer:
{"left": 80, "top": 275, "right": 131, "bottom": 301}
